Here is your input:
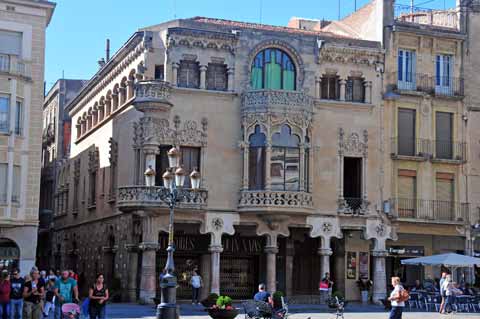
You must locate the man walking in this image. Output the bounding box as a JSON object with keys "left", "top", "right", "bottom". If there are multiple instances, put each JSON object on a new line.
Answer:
{"left": 9, "top": 270, "right": 24, "bottom": 319}
{"left": 53, "top": 271, "right": 78, "bottom": 319}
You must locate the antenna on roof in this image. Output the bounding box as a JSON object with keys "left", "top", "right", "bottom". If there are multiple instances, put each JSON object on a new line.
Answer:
{"left": 354, "top": 0, "right": 357, "bottom": 11}
{"left": 173, "top": 0, "right": 177, "bottom": 19}
{"left": 338, "top": 0, "right": 341, "bottom": 20}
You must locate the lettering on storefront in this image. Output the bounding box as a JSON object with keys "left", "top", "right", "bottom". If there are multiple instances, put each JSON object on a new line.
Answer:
{"left": 0, "top": 247, "right": 19, "bottom": 259}
{"left": 222, "top": 237, "right": 264, "bottom": 255}
{"left": 158, "top": 235, "right": 207, "bottom": 252}
{"left": 388, "top": 246, "right": 424, "bottom": 257}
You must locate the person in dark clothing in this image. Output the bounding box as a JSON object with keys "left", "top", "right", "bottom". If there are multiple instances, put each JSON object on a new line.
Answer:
{"left": 411, "top": 280, "right": 424, "bottom": 292}
{"left": 88, "top": 274, "right": 109, "bottom": 319}
{"left": 9, "top": 270, "right": 24, "bottom": 319}
{"left": 0, "top": 270, "right": 11, "bottom": 319}
{"left": 23, "top": 269, "right": 44, "bottom": 319}
{"left": 253, "top": 283, "right": 272, "bottom": 304}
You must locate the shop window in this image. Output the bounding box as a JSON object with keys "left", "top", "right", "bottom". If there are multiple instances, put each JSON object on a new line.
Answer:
{"left": 178, "top": 60, "right": 200, "bottom": 88}
{"left": 251, "top": 48, "right": 296, "bottom": 90}
{"left": 345, "top": 77, "right": 365, "bottom": 103}
{"left": 271, "top": 125, "right": 300, "bottom": 191}
{"left": 206, "top": 63, "right": 227, "bottom": 91}
{"left": 343, "top": 157, "right": 362, "bottom": 210}
{"left": 320, "top": 75, "right": 340, "bottom": 100}
{"left": 248, "top": 125, "right": 266, "bottom": 190}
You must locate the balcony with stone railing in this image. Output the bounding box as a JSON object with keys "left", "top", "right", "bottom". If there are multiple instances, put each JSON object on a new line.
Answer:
{"left": 241, "top": 89, "right": 314, "bottom": 119}
{"left": 0, "top": 54, "right": 31, "bottom": 79}
{"left": 238, "top": 190, "right": 314, "bottom": 214}
{"left": 133, "top": 80, "right": 173, "bottom": 113}
{"left": 394, "top": 4, "right": 459, "bottom": 30}
{"left": 117, "top": 186, "right": 208, "bottom": 212}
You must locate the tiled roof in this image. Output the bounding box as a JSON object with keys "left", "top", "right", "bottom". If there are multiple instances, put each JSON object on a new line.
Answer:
{"left": 189, "top": 16, "right": 351, "bottom": 39}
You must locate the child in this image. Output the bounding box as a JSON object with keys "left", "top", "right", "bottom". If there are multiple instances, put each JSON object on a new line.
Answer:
{"left": 43, "top": 278, "right": 56, "bottom": 318}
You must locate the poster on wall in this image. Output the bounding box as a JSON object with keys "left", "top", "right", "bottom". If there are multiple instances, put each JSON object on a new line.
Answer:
{"left": 359, "top": 252, "right": 369, "bottom": 279}
{"left": 347, "top": 251, "right": 357, "bottom": 279}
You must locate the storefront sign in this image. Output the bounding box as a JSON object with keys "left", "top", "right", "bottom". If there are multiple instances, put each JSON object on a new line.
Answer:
{"left": 158, "top": 235, "right": 208, "bottom": 252}
{"left": 0, "top": 247, "right": 19, "bottom": 259}
{"left": 347, "top": 251, "right": 357, "bottom": 279}
{"left": 359, "top": 252, "right": 369, "bottom": 279}
{"left": 388, "top": 246, "right": 424, "bottom": 257}
{"left": 222, "top": 237, "right": 264, "bottom": 255}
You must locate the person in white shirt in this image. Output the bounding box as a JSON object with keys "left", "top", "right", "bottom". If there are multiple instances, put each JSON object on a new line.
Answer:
{"left": 442, "top": 274, "right": 454, "bottom": 314}
{"left": 387, "top": 277, "right": 405, "bottom": 319}
{"left": 190, "top": 270, "right": 203, "bottom": 305}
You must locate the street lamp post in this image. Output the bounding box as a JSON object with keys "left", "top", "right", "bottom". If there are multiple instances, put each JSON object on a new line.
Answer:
{"left": 155, "top": 147, "right": 201, "bottom": 319}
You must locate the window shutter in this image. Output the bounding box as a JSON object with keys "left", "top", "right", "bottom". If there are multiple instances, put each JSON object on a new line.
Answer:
{"left": 436, "top": 178, "right": 454, "bottom": 202}
{"left": 398, "top": 175, "right": 416, "bottom": 199}
{"left": 0, "top": 30, "right": 22, "bottom": 56}
{"left": 0, "top": 164, "right": 6, "bottom": 202}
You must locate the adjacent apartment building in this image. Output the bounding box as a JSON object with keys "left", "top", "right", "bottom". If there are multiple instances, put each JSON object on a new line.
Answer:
{"left": 0, "top": 0, "right": 55, "bottom": 274}
{"left": 45, "top": 0, "right": 480, "bottom": 303}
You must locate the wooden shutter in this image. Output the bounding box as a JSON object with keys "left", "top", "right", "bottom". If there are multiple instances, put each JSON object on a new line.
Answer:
{"left": 436, "top": 175, "right": 454, "bottom": 221}
{"left": 206, "top": 63, "right": 227, "bottom": 91}
{"left": 435, "top": 112, "right": 453, "bottom": 159}
{"left": 178, "top": 61, "right": 200, "bottom": 88}
{"left": 0, "top": 30, "right": 22, "bottom": 55}
{"left": 398, "top": 108, "right": 416, "bottom": 156}
{"left": 398, "top": 170, "right": 416, "bottom": 218}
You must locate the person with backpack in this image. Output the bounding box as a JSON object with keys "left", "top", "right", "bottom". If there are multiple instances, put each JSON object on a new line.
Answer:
{"left": 387, "top": 276, "right": 407, "bottom": 319}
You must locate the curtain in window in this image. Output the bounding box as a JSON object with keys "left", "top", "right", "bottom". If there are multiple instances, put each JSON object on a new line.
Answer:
{"left": 265, "top": 50, "right": 282, "bottom": 90}
{"left": 251, "top": 49, "right": 295, "bottom": 90}
{"left": 251, "top": 52, "right": 263, "bottom": 89}
{"left": 282, "top": 54, "right": 295, "bottom": 90}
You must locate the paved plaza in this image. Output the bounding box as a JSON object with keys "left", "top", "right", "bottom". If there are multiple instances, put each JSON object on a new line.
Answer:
{"left": 105, "top": 303, "right": 479, "bottom": 319}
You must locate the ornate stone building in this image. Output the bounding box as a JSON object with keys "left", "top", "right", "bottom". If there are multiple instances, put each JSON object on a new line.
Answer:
{"left": 0, "top": 0, "right": 55, "bottom": 274}
{"left": 46, "top": 0, "right": 480, "bottom": 303}
{"left": 38, "top": 79, "right": 86, "bottom": 270}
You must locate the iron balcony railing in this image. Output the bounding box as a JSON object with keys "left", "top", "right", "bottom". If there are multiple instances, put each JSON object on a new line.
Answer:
{"left": 386, "top": 72, "right": 464, "bottom": 97}
{"left": 391, "top": 198, "right": 469, "bottom": 223}
{"left": 394, "top": 4, "right": 459, "bottom": 29}
{"left": 344, "top": 197, "right": 363, "bottom": 212}
{"left": 391, "top": 138, "right": 466, "bottom": 162}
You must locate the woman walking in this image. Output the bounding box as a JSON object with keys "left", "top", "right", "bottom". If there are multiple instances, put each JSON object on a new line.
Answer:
{"left": 190, "top": 270, "right": 202, "bottom": 305}
{"left": 88, "top": 274, "right": 109, "bottom": 319}
{"left": 387, "top": 277, "right": 405, "bottom": 319}
{"left": 442, "top": 274, "right": 454, "bottom": 314}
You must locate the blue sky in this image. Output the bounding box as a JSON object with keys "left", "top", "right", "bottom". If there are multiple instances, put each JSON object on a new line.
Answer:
{"left": 44, "top": 0, "right": 457, "bottom": 91}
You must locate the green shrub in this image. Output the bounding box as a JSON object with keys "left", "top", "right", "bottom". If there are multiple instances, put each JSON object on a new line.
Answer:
{"left": 216, "top": 295, "right": 233, "bottom": 309}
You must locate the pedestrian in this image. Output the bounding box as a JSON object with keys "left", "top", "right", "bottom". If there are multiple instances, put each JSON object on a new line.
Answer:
{"left": 442, "top": 274, "right": 454, "bottom": 314}
{"left": 321, "top": 272, "right": 334, "bottom": 298}
{"left": 0, "top": 270, "right": 11, "bottom": 319}
{"left": 190, "top": 270, "right": 202, "bottom": 305}
{"left": 88, "top": 274, "right": 109, "bottom": 319}
{"left": 47, "top": 271, "right": 56, "bottom": 283}
{"left": 438, "top": 272, "right": 447, "bottom": 313}
{"left": 22, "top": 268, "right": 44, "bottom": 319}
{"left": 387, "top": 277, "right": 405, "bottom": 319}
{"left": 53, "top": 271, "right": 78, "bottom": 319}
{"left": 39, "top": 273, "right": 46, "bottom": 286}
{"left": 43, "top": 278, "right": 56, "bottom": 318}
{"left": 253, "top": 283, "right": 272, "bottom": 305}
{"left": 9, "top": 269, "right": 24, "bottom": 319}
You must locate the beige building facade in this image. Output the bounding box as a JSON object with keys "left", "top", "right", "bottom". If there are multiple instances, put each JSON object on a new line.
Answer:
{"left": 0, "top": 0, "right": 55, "bottom": 274}
{"left": 46, "top": 0, "right": 479, "bottom": 304}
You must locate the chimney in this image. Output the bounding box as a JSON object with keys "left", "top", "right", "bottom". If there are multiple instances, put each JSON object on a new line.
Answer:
{"left": 98, "top": 58, "right": 105, "bottom": 68}
{"left": 106, "top": 39, "right": 110, "bottom": 62}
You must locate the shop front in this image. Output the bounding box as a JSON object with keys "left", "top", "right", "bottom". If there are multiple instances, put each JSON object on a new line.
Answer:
{"left": 386, "top": 246, "right": 424, "bottom": 288}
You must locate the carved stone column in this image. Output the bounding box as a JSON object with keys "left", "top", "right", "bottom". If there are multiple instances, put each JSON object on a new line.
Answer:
{"left": 209, "top": 245, "right": 223, "bottom": 294}
{"left": 315, "top": 76, "right": 321, "bottom": 99}
{"left": 299, "top": 143, "right": 305, "bottom": 191}
{"left": 127, "top": 80, "right": 135, "bottom": 99}
{"left": 318, "top": 247, "right": 333, "bottom": 279}
{"left": 172, "top": 62, "right": 179, "bottom": 86}
{"left": 199, "top": 65, "right": 207, "bottom": 90}
{"left": 227, "top": 68, "right": 235, "bottom": 91}
{"left": 126, "top": 244, "right": 140, "bottom": 302}
{"left": 110, "top": 94, "right": 117, "bottom": 113}
{"left": 241, "top": 142, "right": 250, "bottom": 190}
{"left": 364, "top": 81, "right": 372, "bottom": 104}
{"left": 285, "top": 239, "right": 294, "bottom": 296}
{"left": 339, "top": 79, "right": 346, "bottom": 101}
{"left": 119, "top": 87, "right": 127, "bottom": 106}
{"left": 265, "top": 245, "right": 278, "bottom": 293}
{"left": 371, "top": 250, "right": 388, "bottom": 304}
{"left": 265, "top": 142, "right": 272, "bottom": 190}
{"left": 200, "top": 253, "right": 211, "bottom": 300}
{"left": 138, "top": 216, "right": 159, "bottom": 304}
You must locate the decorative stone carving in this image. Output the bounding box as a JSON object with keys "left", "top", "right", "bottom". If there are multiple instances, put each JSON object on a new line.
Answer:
{"left": 238, "top": 190, "right": 313, "bottom": 210}
{"left": 88, "top": 148, "right": 99, "bottom": 173}
{"left": 364, "top": 219, "right": 394, "bottom": 251}
{"left": 133, "top": 116, "right": 208, "bottom": 148}
{"left": 306, "top": 216, "right": 343, "bottom": 248}
{"left": 134, "top": 81, "right": 173, "bottom": 113}
{"left": 167, "top": 27, "right": 238, "bottom": 55}
{"left": 200, "top": 213, "right": 239, "bottom": 247}
{"left": 338, "top": 128, "right": 368, "bottom": 157}
{"left": 211, "top": 217, "right": 224, "bottom": 231}
{"left": 117, "top": 186, "right": 208, "bottom": 211}
{"left": 318, "top": 45, "right": 383, "bottom": 68}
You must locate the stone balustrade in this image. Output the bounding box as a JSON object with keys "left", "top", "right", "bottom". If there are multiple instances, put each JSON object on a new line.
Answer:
{"left": 134, "top": 80, "right": 173, "bottom": 113}
{"left": 117, "top": 186, "right": 207, "bottom": 211}
{"left": 238, "top": 190, "right": 313, "bottom": 214}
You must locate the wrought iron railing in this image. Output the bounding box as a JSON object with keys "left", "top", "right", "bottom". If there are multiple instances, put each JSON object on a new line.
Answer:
{"left": 394, "top": 4, "right": 459, "bottom": 29}
{"left": 433, "top": 140, "right": 466, "bottom": 161}
{"left": 391, "top": 137, "right": 432, "bottom": 158}
{"left": 391, "top": 198, "right": 469, "bottom": 223}
{"left": 386, "top": 72, "right": 464, "bottom": 97}
{"left": 117, "top": 186, "right": 207, "bottom": 210}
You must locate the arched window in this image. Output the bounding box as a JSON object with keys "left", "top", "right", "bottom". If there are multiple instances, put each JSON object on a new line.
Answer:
{"left": 271, "top": 124, "right": 300, "bottom": 191}
{"left": 251, "top": 48, "right": 296, "bottom": 90}
{"left": 248, "top": 125, "right": 266, "bottom": 190}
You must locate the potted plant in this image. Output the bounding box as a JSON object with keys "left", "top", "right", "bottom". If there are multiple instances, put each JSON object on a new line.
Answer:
{"left": 207, "top": 295, "right": 238, "bottom": 319}
{"left": 201, "top": 293, "right": 219, "bottom": 308}
{"left": 272, "top": 291, "right": 284, "bottom": 310}
{"left": 356, "top": 278, "right": 373, "bottom": 304}
{"left": 328, "top": 291, "right": 345, "bottom": 309}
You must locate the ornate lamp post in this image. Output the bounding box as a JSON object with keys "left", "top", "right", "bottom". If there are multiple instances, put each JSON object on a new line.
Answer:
{"left": 156, "top": 147, "right": 201, "bottom": 319}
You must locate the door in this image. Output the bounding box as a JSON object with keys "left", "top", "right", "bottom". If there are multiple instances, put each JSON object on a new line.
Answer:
{"left": 436, "top": 54, "right": 453, "bottom": 95}
{"left": 398, "top": 49, "right": 416, "bottom": 90}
